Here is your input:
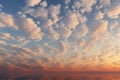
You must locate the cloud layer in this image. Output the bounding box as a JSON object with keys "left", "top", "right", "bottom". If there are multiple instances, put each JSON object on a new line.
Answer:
{"left": 0, "top": 0, "right": 120, "bottom": 72}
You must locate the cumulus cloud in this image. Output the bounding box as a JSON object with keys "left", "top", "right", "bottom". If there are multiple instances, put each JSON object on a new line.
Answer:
{"left": 58, "top": 24, "right": 72, "bottom": 39}
{"left": 72, "top": 0, "right": 96, "bottom": 13}
{"left": 92, "top": 20, "right": 108, "bottom": 37}
{"left": 0, "top": 4, "right": 3, "bottom": 11}
{"left": 0, "top": 12, "right": 18, "bottom": 29}
{"left": 0, "top": 40, "right": 6, "bottom": 45}
{"left": 106, "top": 3, "right": 120, "bottom": 18}
{"left": 46, "top": 28, "right": 59, "bottom": 40}
{"left": 24, "top": 7, "right": 48, "bottom": 19}
{"left": 40, "top": 0, "right": 47, "bottom": 7}
{"left": 16, "top": 16, "right": 43, "bottom": 40}
{"left": 63, "top": 11, "right": 79, "bottom": 29}
{"left": 48, "top": 4, "right": 61, "bottom": 24}
{"left": 73, "top": 24, "right": 88, "bottom": 40}
{"left": 15, "top": 36, "right": 30, "bottom": 45}
{"left": 77, "top": 38, "right": 86, "bottom": 47}
{"left": 25, "top": 0, "right": 41, "bottom": 7}
{"left": 59, "top": 41, "right": 68, "bottom": 55}
{"left": 96, "top": 0, "right": 111, "bottom": 9}
{"left": 109, "top": 20, "right": 118, "bottom": 31}
{"left": 0, "top": 32, "right": 14, "bottom": 40}
{"left": 95, "top": 11, "right": 104, "bottom": 20}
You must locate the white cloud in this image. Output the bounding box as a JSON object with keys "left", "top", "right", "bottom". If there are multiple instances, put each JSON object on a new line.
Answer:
{"left": 0, "top": 12, "right": 18, "bottom": 29}
{"left": 47, "top": 28, "right": 59, "bottom": 40}
{"left": 16, "top": 16, "right": 43, "bottom": 40}
{"left": 34, "top": 46, "right": 44, "bottom": 55}
{"left": 15, "top": 36, "right": 30, "bottom": 45}
{"left": 64, "top": 11, "right": 79, "bottom": 29}
{"left": 92, "top": 20, "right": 108, "bottom": 37}
{"left": 106, "top": 3, "right": 120, "bottom": 18}
{"left": 25, "top": 0, "right": 41, "bottom": 7}
{"left": 59, "top": 41, "right": 68, "bottom": 55}
{"left": 73, "top": 0, "right": 96, "bottom": 13}
{"left": 0, "top": 40, "right": 6, "bottom": 45}
{"left": 24, "top": 7, "right": 48, "bottom": 19}
{"left": 96, "top": 0, "right": 111, "bottom": 9}
{"left": 59, "top": 25, "right": 72, "bottom": 39}
{"left": 73, "top": 24, "right": 88, "bottom": 40}
{"left": 109, "top": 20, "right": 118, "bottom": 31}
{"left": 77, "top": 38, "right": 85, "bottom": 47}
{"left": 0, "top": 32, "right": 14, "bottom": 40}
{"left": 0, "top": 4, "right": 3, "bottom": 11}
{"left": 95, "top": 11, "right": 104, "bottom": 20}
{"left": 48, "top": 4, "right": 61, "bottom": 24}
{"left": 40, "top": 1, "right": 47, "bottom": 7}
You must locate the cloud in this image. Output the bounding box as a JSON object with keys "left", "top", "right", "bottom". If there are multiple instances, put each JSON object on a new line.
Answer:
{"left": 106, "top": 3, "right": 120, "bottom": 18}
{"left": 0, "top": 12, "right": 18, "bottom": 29}
{"left": 92, "top": 20, "right": 108, "bottom": 37}
{"left": 73, "top": 24, "right": 88, "bottom": 40}
{"left": 40, "top": 0, "right": 47, "bottom": 7}
{"left": 59, "top": 41, "right": 68, "bottom": 55}
{"left": 25, "top": 0, "right": 41, "bottom": 7}
{"left": 0, "top": 4, "right": 3, "bottom": 11}
{"left": 16, "top": 16, "right": 43, "bottom": 40}
{"left": 59, "top": 24, "right": 72, "bottom": 38}
{"left": 72, "top": 0, "right": 96, "bottom": 13}
{"left": 95, "top": 11, "right": 104, "bottom": 20}
{"left": 63, "top": 11, "right": 79, "bottom": 29}
{"left": 77, "top": 38, "right": 86, "bottom": 47}
{"left": 1, "top": 0, "right": 120, "bottom": 72}
{"left": 109, "top": 20, "right": 118, "bottom": 31}
{"left": 34, "top": 46, "right": 44, "bottom": 54}
{"left": 46, "top": 28, "right": 59, "bottom": 40}
{"left": 15, "top": 36, "right": 30, "bottom": 45}
{"left": 24, "top": 7, "right": 48, "bottom": 19}
{"left": 0, "top": 40, "right": 6, "bottom": 45}
{"left": 48, "top": 4, "right": 61, "bottom": 24}
{"left": 0, "top": 32, "right": 14, "bottom": 40}
{"left": 96, "top": 0, "right": 111, "bottom": 9}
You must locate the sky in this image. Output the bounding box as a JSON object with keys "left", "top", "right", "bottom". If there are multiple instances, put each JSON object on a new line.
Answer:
{"left": 0, "top": 0, "right": 120, "bottom": 72}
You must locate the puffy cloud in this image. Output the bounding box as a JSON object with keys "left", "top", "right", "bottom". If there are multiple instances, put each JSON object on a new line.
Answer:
{"left": 0, "top": 4, "right": 3, "bottom": 11}
{"left": 95, "top": 11, "right": 104, "bottom": 20}
{"left": 92, "top": 20, "right": 108, "bottom": 37}
{"left": 15, "top": 36, "right": 30, "bottom": 45}
{"left": 16, "top": 16, "right": 43, "bottom": 40}
{"left": 73, "top": 24, "right": 88, "bottom": 40}
{"left": 61, "top": 28, "right": 72, "bottom": 39}
{"left": 63, "top": 11, "right": 79, "bottom": 29}
{"left": 0, "top": 40, "right": 6, "bottom": 45}
{"left": 24, "top": 7, "right": 48, "bottom": 19}
{"left": 40, "top": 0, "right": 47, "bottom": 7}
{"left": 23, "top": 4, "right": 61, "bottom": 27}
{"left": 96, "top": 0, "right": 111, "bottom": 9}
{"left": 46, "top": 28, "right": 59, "bottom": 40}
{"left": 72, "top": 0, "right": 96, "bottom": 13}
{"left": 77, "top": 38, "right": 86, "bottom": 47}
{"left": 65, "top": 0, "right": 71, "bottom": 5}
{"left": 109, "top": 20, "right": 118, "bottom": 30}
{"left": 106, "top": 3, "right": 120, "bottom": 18}
{"left": 58, "top": 24, "right": 72, "bottom": 39}
{"left": 34, "top": 46, "right": 44, "bottom": 54}
{"left": 25, "top": 0, "right": 41, "bottom": 7}
{"left": 48, "top": 4, "right": 61, "bottom": 24}
{"left": 0, "top": 32, "right": 14, "bottom": 40}
{"left": 59, "top": 41, "right": 68, "bottom": 55}
{"left": 0, "top": 12, "right": 18, "bottom": 29}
